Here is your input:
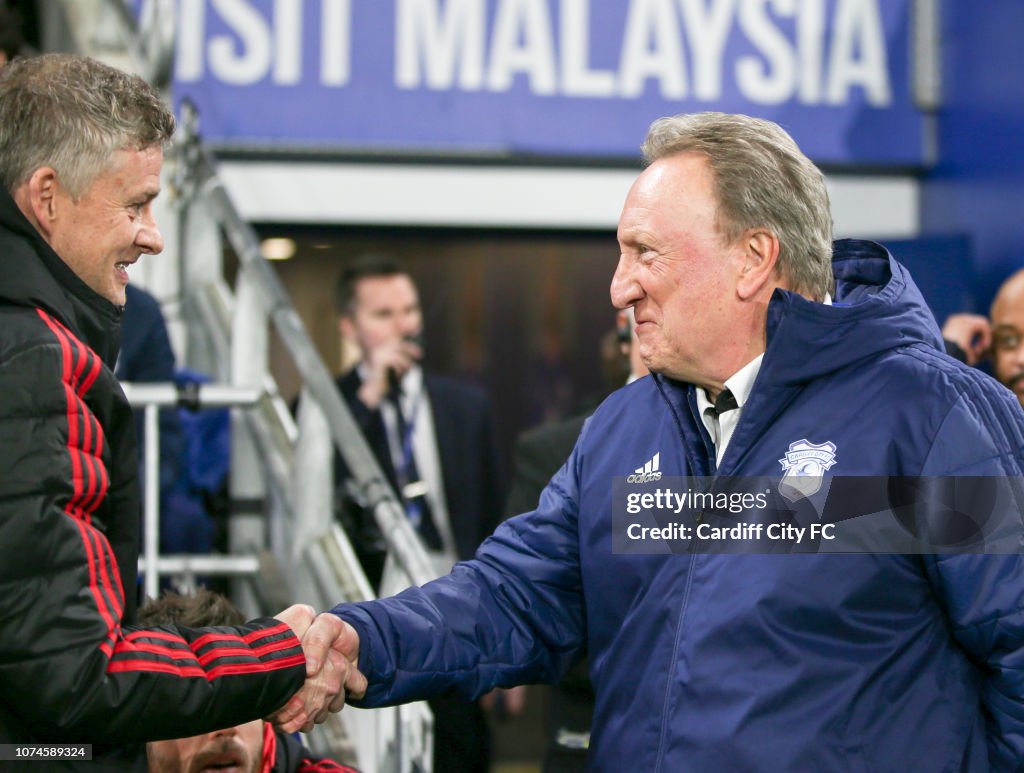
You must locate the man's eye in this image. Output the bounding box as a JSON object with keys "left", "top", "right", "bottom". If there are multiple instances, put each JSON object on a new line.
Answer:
{"left": 994, "top": 332, "right": 1022, "bottom": 350}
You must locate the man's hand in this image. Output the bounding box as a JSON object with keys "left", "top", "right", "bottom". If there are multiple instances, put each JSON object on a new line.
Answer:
{"left": 357, "top": 336, "right": 423, "bottom": 408}
{"left": 269, "top": 606, "right": 367, "bottom": 733}
{"left": 942, "top": 313, "right": 992, "bottom": 366}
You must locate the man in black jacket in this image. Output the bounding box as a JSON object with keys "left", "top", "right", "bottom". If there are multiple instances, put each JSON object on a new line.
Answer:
{"left": 333, "top": 254, "right": 504, "bottom": 587}
{"left": 0, "top": 54, "right": 363, "bottom": 763}
{"left": 333, "top": 253, "right": 503, "bottom": 772}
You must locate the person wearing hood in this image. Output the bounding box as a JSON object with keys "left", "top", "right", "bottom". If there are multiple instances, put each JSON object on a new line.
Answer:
{"left": 328, "top": 112, "right": 1024, "bottom": 771}
{"left": 0, "top": 54, "right": 363, "bottom": 765}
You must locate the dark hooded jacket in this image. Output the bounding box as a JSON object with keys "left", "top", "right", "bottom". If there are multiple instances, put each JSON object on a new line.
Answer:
{"left": 0, "top": 189, "right": 305, "bottom": 758}
{"left": 336, "top": 241, "right": 1024, "bottom": 771}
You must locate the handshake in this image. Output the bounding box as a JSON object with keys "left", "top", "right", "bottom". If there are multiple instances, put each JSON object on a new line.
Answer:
{"left": 268, "top": 605, "right": 367, "bottom": 733}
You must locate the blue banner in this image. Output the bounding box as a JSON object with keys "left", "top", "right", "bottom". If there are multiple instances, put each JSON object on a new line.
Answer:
{"left": 169, "top": 0, "right": 924, "bottom": 165}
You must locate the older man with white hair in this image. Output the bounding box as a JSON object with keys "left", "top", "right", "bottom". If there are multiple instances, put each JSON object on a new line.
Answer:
{"left": 330, "top": 113, "right": 1024, "bottom": 772}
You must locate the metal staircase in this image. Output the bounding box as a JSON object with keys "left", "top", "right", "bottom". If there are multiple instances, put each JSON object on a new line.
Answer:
{"left": 65, "top": 2, "right": 436, "bottom": 770}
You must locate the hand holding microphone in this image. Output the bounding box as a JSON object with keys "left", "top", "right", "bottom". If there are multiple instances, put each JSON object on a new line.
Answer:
{"left": 358, "top": 333, "right": 423, "bottom": 408}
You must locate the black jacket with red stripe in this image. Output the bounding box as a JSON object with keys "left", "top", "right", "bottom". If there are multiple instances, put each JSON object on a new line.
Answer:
{"left": 0, "top": 189, "right": 306, "bottom": 751}
{"left": 265, "top": 723, "right": 360, "bottom": 772}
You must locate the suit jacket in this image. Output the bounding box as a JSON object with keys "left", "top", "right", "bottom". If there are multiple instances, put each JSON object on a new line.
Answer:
{"left": 335, "top": 368, "right": 503, "bottom": 586}
{"left": 505, "top": 412, "right": 595, "bottom": 770}
{"left": 504, "top": 413, "right": 589, "bottom": 519}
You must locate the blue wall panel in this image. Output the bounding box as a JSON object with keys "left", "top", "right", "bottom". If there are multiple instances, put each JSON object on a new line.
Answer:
{"left": 920, "top": 0, "right": 1024, "bottom": 313}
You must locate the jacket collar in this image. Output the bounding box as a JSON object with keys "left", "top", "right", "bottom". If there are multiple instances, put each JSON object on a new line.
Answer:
{"left": 654, "top": 240, "right": 943, "bottom": 475}
{"left": 0, "top": 187, "right": 123, "bottom": 366}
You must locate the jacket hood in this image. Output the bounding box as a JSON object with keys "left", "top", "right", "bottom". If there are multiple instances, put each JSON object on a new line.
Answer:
{"left": 650, "top": 239, "right": 946, "bottom": 476}
{"left": 0, "top": 187, "right": 123, "bottom": 365}
{"left": 759, "top": 238, "right": 944, "bottom": 387}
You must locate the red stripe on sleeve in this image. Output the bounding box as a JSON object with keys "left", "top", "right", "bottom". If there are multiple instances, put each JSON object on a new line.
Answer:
{"left": 68, "top": 330, "right": 89, "bottom": 388}
{"left": 62, "top": 385, "right": 83, "bottom": 494}
{"left": 68, "top": 515, "right": 112, "bottom": 626}
{"left": 36, "top": 309, "right": 73, "bottom": 381}
{"left": 36, "top": 310, "right": 120, "bottom": 642}
{"left": 108, "top": 646, "right": 304, "bottom": 681}
{"left": 125, "top": 629, "right": 193, "bottom": 644}
{"left": 244, "top": 623, "right": 296, "bottom": 644}
{"left": 79, "top": 390, "right": 93, "bottom": 455}
{"left": 114, "top": 640, "right": 209, "bottom": 662}
{"left": 193, "top": 638, "right": 302, "bottom": 667}
{"left": 78, "top": 445, "right": 99, "bottom": 515}
{"left": 112, "top": 627, "right": 304, "bottom": 680}
{"left": 299, "top": 758, "right": 360, "bottom": 772}
{"left": 83, "top": 520, "right": 124, "bottom": 631}
{"left": 39, "top": 313, "right": 93, "bottom": 523}
{"left": 205, "top": 655, "right": 306, "bottom": 680}
{"left": 104, "top": 515, "right": 125, "bottom": 608}
{"left": 191, "top": 625, "right": 298, "bottom": 651}
{"left": 90, "top": 523, "right": 125, "bottom": 621}
{"left": 78, "top": 346, "right": 102, "bottom": 394}
{"left": 107, "top": 660, "right": 207, "bottom": 678}
{"left": 259, "top": 721, "right": 276, "bottom": 773}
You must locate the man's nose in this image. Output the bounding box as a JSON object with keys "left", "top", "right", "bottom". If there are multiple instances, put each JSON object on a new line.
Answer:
{"left": 610, "top": 255, "right": 642, "bottom": 309}
{"left": 399, "top": 314, "right": 421, "bottom": 337}
{"left": 136, "top": 211, "right": 164, "bottom": 255}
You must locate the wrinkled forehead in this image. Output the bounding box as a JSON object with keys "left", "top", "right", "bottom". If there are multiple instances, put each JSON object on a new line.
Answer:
{"left": 618, "top": 154, "right": 722, "bottom": 243}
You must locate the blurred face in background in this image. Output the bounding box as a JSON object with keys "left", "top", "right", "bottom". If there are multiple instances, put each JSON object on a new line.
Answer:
{"left": 340, "top": 273, "right": 423, "bottom": 355}
{"left": 147, "top": 720, "right": 264, "bottom": 773}
{"left": 991, "top": 274, "right": 1024, "bottom": 407}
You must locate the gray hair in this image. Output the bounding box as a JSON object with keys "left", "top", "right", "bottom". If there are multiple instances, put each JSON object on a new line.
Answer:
{"left": 0, "top": 53, "right": 174, "bottom": 199}
{"left": 642, "top": 112, "right": 834, "bottom": 300}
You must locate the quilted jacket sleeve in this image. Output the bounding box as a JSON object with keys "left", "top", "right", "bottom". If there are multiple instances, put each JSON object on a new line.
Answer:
{"left": 920, "top": 383, "right": 1024, "bottom": 771}
{"left": 332, "top": 432, "right": 589, "bottom": 708}
{"left": 0, "top": 338, "right": 306, "bottom": 743}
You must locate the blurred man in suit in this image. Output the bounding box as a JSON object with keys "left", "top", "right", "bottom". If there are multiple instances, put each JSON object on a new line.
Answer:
{"left": 333, "top": 253, "right": 503, "bottom": 772}
{"left": 504, "top": 309, "right": 647, "bottom": 773}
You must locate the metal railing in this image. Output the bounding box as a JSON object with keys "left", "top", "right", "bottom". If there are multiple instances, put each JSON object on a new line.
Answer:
{"left": 76, "top": 3, "right": 437, "bottom": 768}
{"left": 125, "top": 381, "right": 262, "bottom": 600}
{"left": 163, "top": 99, "right": 436, "bottom": 773}
{"left": 70, "top": 5, "right": 436, "bottom": 771}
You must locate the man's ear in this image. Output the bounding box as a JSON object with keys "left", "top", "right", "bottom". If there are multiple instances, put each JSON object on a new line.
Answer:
{"left": 338, "top": 314, "right": 355, "bottom": 342}
{"left": 23, "top": 167, "right": 61, "bottom": 240}
{"left": 736, "top": 228, "right": 781, "bottom": 301}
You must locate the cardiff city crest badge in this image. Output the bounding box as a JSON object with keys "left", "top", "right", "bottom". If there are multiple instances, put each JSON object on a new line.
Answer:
{"left": 778, "top": 439, "right": 837, "bottom": 501}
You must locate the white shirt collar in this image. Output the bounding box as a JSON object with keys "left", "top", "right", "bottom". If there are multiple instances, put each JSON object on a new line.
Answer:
{"left": 692, "top": 292, "right": 829, "bottom": 415}
{"left": 695, "top": 354, "right": 765, "bottom": 466}
{"left": 692, "top": 293, "right": 828, "bottom": 463}
{"left": 357, "top": 363, "right": 424, "bottom": 406}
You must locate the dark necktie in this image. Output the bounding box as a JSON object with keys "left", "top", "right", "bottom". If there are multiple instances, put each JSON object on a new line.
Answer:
{"left": 704, "top": 388, "right": 739, "bottom": 453}
{"left": 389, "top": 390, "right": 443, "bottom": 551}
{"left": 713, "top": 388, "right": 739, "bottom": 414}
